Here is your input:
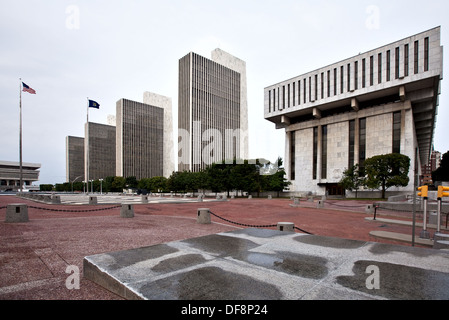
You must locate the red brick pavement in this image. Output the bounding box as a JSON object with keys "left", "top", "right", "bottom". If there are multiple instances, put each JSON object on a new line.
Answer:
{"left": 0, "top": 195, "right": 438, "bottom": 300}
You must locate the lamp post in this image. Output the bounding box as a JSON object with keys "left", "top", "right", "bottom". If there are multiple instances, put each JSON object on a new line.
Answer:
{"left": 99, "top": 179, "right": 103, "bottom": 195}
{"left": 71, "top": 175, "right": 83, "bottom": 193}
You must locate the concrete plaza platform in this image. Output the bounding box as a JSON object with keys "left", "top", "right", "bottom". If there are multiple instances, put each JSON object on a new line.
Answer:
{"left": 84, "top": 228, "right": 449, "bottom": 300}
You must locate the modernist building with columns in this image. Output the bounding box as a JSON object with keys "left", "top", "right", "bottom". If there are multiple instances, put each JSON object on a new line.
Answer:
{"left": 264, "top": 27, "right": 443, "bottom": 196}
{"left": 0, "top": 160, "right": 41, "bottom": 191}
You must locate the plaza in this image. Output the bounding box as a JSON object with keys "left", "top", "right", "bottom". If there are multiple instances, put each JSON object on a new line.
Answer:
{"left": 1, "top": 194, "right": 448, "bottom": 302}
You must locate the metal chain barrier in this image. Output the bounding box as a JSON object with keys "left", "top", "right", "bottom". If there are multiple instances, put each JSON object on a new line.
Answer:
{"left": 209, "top": 210, "right": 313, "bottom": 235}
{"left": 27, "top": 205, "right": 122, "bottom": 213}
{"left": 324, "top": 201, "right": 367, "bottom": 208}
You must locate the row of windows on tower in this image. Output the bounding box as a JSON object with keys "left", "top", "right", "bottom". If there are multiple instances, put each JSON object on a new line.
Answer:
{"left": 289, "top": 112, "right": 401, "bottom": 181}
{"left": 269, "top": 37, "right": 430, "bottom": 113}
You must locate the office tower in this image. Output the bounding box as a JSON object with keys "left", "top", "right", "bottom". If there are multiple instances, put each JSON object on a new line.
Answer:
{"left": 264, "top": 27, "right": 443, "bottom": 196}
{"left": 116, "top": 95, "right": 170, "bottom": 180}
{"left": 66, "top": 136, "right": 84, "bottom": 183}
{"left": 178, "top": 49, "right": 248, "bottom": 172}
{"left": 143, "top": 91, "right": 175, "bottom": 178}
{"left": 84, "top": 122, "right": 116, "bottom": 181}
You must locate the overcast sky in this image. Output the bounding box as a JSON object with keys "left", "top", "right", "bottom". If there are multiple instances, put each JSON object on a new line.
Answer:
{"left": 1, "top": 0, "right": 448, "bottom": 185}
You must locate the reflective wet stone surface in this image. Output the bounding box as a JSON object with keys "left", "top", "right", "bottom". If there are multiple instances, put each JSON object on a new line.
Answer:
{"left": 84, "top": 228, "right": 449, "bottom": 300}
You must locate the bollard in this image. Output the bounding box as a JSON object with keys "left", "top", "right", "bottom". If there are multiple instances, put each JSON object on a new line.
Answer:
{"left": 5, "top": 204, "right": 29, "bottom": 223}
{"left": 51, "top": 195, "right": 61, "bottom": 204}
{"left": 141, "top": 195, "right": 148, "bottom": 203}
{"left": 248, "top": 195, "right": 252, "bottom": 199}
{"left": 365, "top": 204, "right": 374, "bottom": 214}
{"left": 120, "top": 204, "right": 134, "bottom": 218}
{"left": 89, "top": 196, "right": 97, "bottom": 205}
{"left": 197, "top": 195, "right": 203, "bottom": 202}
{"left": 317, "top": 200, "right": 324, "bottom": 208}
{"left": 289, "top": 198, "right": 300, "bottom": 207}
{"left": 267, "top": 195, "right": 272, "bottom": 200}
{"left": 277, "top": 222, "right": 294, "bottom": 232}
{"left": 197, "top": 208, "right": 211, "bottom": 224}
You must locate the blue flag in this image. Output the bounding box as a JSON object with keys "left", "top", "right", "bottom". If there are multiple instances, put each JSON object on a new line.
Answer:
{"left": 88, "top": 100, "right": 100, "bottom": 109}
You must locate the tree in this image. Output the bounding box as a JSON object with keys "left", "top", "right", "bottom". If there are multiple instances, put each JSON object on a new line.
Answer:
{"left": 432, "top": 151, "right": 449, "bottom": 182}
{"left": 339, "top": 164, "right": 365, "bottom": 198}
{"left": 111, "top": 176, "right": 126, "bottom": 192}
{"left": 364, "top": 153, "right": 410, "bottom": 199}
{"left": 262, "top": 157, "right": 291, "bottom": 197}
{"left": 40, "top": 184, "right": 54, "bottom": 192}
{"left": 125, "top": 176, "right": 138, "bottom": 189}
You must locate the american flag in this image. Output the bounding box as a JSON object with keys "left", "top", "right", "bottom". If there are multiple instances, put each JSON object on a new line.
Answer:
{"left": 22, "top": 82, "right": 36, "bottom": 94}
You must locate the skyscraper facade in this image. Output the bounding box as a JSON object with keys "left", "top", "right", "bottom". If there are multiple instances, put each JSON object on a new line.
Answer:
{"left": 66, "top": 136, "right": 84, "bottom": 183}
{"left": 116, "top": 98, "right": 164, "bottom": 180}
{"left": 84, "top": 122, "right": 116, "bottom": 181}
{"left": 178, "top": 49, "right": 248, "bottom": 172}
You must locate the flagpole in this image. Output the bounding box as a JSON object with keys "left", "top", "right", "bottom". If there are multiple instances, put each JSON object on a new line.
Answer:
{"left": 86, "top": 97, "right": 89, "bottom": 194}
{"left": 19, "top": 78, "right": 23, "bottom": 193}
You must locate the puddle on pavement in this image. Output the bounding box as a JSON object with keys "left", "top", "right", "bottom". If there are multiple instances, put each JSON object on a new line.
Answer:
{"left": 336, "top": 260, "right": 449, "bottom": 299}
{"left": 237, "top": 251, "right": 328, "bottom": 279}
{"left": 151, "top": 254, "right": 207, "bottom": 273}
{"left": 139, "top": 266, "right": 283, "bottom": 300}
{"left": 182, "top": 234, "right": 259, "bottom": 257}
{"left": 294, "top": 235, "right": 366, "bottom": 249}
{"left": 106, "top": 244, "right": 179, "bottom": 270}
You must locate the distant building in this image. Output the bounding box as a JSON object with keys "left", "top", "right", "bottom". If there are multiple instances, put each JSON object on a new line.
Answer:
{"left": 421, "top": 149, "right": 442, "bottom": 185}
{"left": 84, "top": 122, "right": 116, "bottom": 181}
{"left": 66, "top": 92, "right": 173, "bottom": 184}
{"left": 0, "top": 160, "right": 40, "bottom": 191}
{"left": 116, "top": 94, "right": 172, "bottom": 180}
{"left": 264, "top": 27, "right": 443, "bottom": 196}
{"left": 66, "top": 136, "right": 84, "bottom": 183}
{"left": 178, "top": 49, "right": 249, "bottom": 172}
{"left": 143, "top": 91, "right": 175, "bottom": 178}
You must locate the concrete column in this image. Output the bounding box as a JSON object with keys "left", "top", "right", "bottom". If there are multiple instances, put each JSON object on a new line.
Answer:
{"left": 5, "top": 204, "right": 29, "bottom": 223}
{"left": 277, "top": 222, "right": 294, "bottom": 232}
{"left": 120, "top": 204, "right": 134, "bottom": 218}
{"left": 197, "top": 208, "right": 211, "bottom": 224}
{"left": 317, "top": 125, "right": 322, "bottom": 181}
